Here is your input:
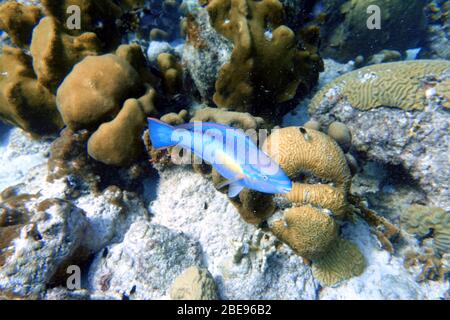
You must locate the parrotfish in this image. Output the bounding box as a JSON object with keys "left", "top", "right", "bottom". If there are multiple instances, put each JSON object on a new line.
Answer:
{"left": 147, "top": 118, "right": 293, "bottom": 198}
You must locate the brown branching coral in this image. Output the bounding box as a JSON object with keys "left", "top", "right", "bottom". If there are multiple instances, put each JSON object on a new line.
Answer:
{"left": 271, "top": 206, "right": 365, "bottom": 286}
{"left": 0, "top": 46, "right": 63, "bottom": 136}
{"left": 206, "top": 0, "right": 323, "bottom": 119}
{"left": 30, "top": 16, "right": 101, "bottom": 92}
{"left": 0, "top": 1, "right": 42, "bottom": 47}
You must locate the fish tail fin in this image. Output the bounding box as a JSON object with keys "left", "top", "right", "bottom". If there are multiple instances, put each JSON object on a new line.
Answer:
{"left": 147, "top": 118, "right": 177, "bottom": 149}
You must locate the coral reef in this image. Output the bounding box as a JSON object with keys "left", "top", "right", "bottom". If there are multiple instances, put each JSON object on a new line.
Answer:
{"left": 420, "top": 0, "right": 450, "bottom": 59}
{"left": 56, "top": 54, "right": 142, "bottom": 131}
{"left": 157, "top": 52, "right": 183, "bottom": 96}
{"left": 401, "top": 205, "right": 449, "bottom": 256}
{"left": 319, "top": 0, "right": 427, "bottom": 62}
{"left": 0, "top": 46, "right": 63, "bottom": 136}
{"left": 205, "top": 0, "right": 323, "bottom": 119}
{"left": 262, "top": 126, "right": 352, "bottom": 195}
{"left": 310, "top": 60, "right": 450, "bottom": 112}
{"left": 0, "top": 1, "right": 42, "bottom": 47}
{"left": 30, "top": 16, "right": 101, "bottom": 92}
{"left": 191, "top": 106, "right": 265, "bottom": 130}
{"left": 309, "top": 60, "right": 450, "bottom": 209}
{"left": 170, "top": 266, "right": 219, "bottom": 300}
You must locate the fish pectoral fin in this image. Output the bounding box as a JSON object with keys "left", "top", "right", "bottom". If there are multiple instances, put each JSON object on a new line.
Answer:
{"left": 216, "top": 175, "right": 245, "bottom": 190}
{"left": 228, "top": 182, "right": 244, "bottom": 198}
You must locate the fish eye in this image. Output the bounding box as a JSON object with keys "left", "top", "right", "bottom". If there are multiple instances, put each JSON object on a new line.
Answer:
{"left": 262, "top": 175, "right": 268, "bottom": 181}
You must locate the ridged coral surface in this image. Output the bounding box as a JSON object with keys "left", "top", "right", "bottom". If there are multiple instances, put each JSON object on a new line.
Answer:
{"left": 310, "top": 60, "right": 450, "bottom": 112}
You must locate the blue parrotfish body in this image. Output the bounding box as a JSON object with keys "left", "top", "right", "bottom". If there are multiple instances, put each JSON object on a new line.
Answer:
{"left": 147, "top": 118, "right": 293, "bottom": 198}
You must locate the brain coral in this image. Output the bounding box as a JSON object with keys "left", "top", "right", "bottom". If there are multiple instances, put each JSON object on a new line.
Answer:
{"left": 262, "top": 126, "right": 352, "bottom": 195}
{"left": 206, "top": 0, "right": 323, "bottom": 119}
{"left": 30, "top": 16, "right": 102, "bottom": 92}
{"left": 310, "top": 60, "right": 450, "bottom": 113}
{"left": 0, "top": 1, "right": 42, "bottom": 47}
{"left": 0, "top": 46, "right": 63, "bottom": 136}
{"left": 271, "top": 206, "right": 365, "bottom": 286}
{"left": 401, "top": 205, "right": 449, "bottom": 256}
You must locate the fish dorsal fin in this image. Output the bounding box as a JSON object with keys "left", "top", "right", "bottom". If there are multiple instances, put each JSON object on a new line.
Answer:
{"left": 228, "top": 182, "right": 244, "bottom": 198}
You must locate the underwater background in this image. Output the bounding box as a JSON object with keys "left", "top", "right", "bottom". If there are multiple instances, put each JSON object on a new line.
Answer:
{"left": 0, "top": 0, "right": 448, "bottom": 300}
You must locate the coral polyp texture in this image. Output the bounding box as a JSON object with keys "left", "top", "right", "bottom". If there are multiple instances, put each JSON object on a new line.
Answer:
{"left": 205, "top": 0, "right": 323, "bottom": 119}
{"left": 310, "top": 60, "right": 450, "bottom": 112}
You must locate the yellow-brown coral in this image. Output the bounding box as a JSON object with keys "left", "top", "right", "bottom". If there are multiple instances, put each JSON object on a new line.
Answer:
{"left": 310, "top": 60, "right": 450, "bottom": 112}
{"left": 87, "top": 97, "right": 147, "bottom": 167}
{"left": 191, "top": 107, "right": 266, "bottom": 130}
{"left": 206, "top": 0, "right": 323, "bottom": 118}
{"left": 0, "top": 1, "right": 42, "bottom": 47}
{"left": 157, "top": 53, "right": 183, "bottom": 96}
{"left": 56, "top": 54, "right": 142, "bottom": 131}
{"left": 401, "top": 205, "right": 449, "bottom": 255}
{"left": 271, "top": 206, "right": 365, "bottom": 286}
{"left": 262, "top": 126, "right": 352, "bottom": 194}
{"left": 30, "top": 16, "right": 101, "bottom": 92}
{"left": 0, "top": 46, "right": 63, "bottom": 136}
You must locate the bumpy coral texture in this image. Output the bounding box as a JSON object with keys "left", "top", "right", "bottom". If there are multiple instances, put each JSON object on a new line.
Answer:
{"left": 310, "top": 60, "right": 450, "bottom": 112}
{"left": 206, "top": 0, "right": 323, "bottom": 119}
{"left": 262, "top": 126, "right": 365, "bottom": 285}
{"left": 262, "top": 126, "right": 352, "bottom": 195}
{"left": 30, "top": 16, "right": 101, "bottom": 92}
{"left": 271, "top": 206, "right": 365, "bottom": 286}
{"left": 0, "top": 1, "right": 42, "bottom": 47}
{"left": 401, "top": 205, "right": 449, "bottom": 256}
{"left": 170, "top": 266, "right": 218, "bottom": 300}
{"left": 0, "top": 46, "right": 63, "bottom": 136}
{"left": 56, "top": 54, "right": 142, "bottom": 131}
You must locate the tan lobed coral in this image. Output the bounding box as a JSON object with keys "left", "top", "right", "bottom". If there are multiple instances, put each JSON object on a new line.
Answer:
{"left": 0, "top": 1, "right": 42, "bottom": 47}
{"left": 41, "top": 0, "right": 122, "bottom": 49}
{"left": 206, "top": 0, "right": 323, "bottom": 119}
{"left": 30, "top": 16, "right": 102, "bottom": 92}
{"left": 401, "top": 205, "right": 449, "bottom": 256}
{"left": 271, "top": 206, "right": 365, "bottom": 286}
{"left": 56, "top": 53, "right": 142, "bottom": 131}
{"left": 310, "top": 60, "right": 450, "bottom": 113}
{"left": 191, "top": 107, "right": 266, "bottom": 130}
{"left": 0, "top": 46, "right": 63, "bottom": 136}
{"left": 87, "top": 92, "right": 150, "bottom": 167}
{"left": 157, "top": 53, "right": 183, "bottom": 96}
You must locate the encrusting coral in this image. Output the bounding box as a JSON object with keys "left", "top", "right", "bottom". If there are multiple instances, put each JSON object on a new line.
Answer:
{"left": 206, "top": 0, "right": 323, "bottom": 119}
{"left": 30, "top": 16, "right": 102, "bottom": 92}
{"left": 191, "top": 107, "right": 266, "bottom": 130}
{"left": 401, "top": 205, "right": 449, "bottom": 256}
{"left": 271, "top": 206, "right": 365, "bottom": 286}
{"left": 310, "top": 60, "right": 450, "bottom": 113}
{"left": 0, "top": 1, "right": 42, "bottom": 47}
{"left": 0, "top": 46, "right": 63, "bottom": 136}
